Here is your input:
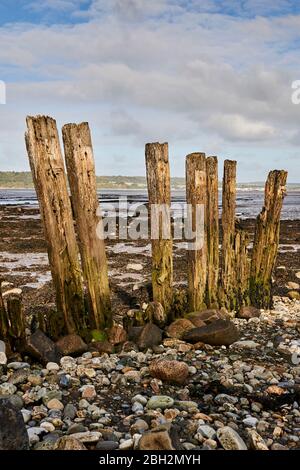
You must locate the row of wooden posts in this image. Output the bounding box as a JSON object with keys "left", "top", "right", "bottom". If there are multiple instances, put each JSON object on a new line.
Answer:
{"left": 1, "top": 115, "right": 287, "bottom": 341}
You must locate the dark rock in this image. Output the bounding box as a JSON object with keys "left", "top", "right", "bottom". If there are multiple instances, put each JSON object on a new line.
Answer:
{"left": 26, "top": 330, "right": 61, "bottom": 365}
{"left": 186, "top": 309, "right": 227, "bottom": 326}
{"left": 128, "top": 326, "right": 143, "bottom": 342}
{"left": 64, "top": 403, "right": 77, "bottom": 420}
{"left": 67, "top": 423, "right": 87, "bottom": 435}
{"left": 108, "top": 324, "right": 127, "bottom": 345}
{"left": 96, "top": 441, "right": 119, "bottom": 451}
{"left": 92, "top": 340, "right": 114, "bottom": 354}
{"left": 56, "top": 334, "right": 87, "bottom": 356}
{"left": 237, "top": 306, "right": 260, "bottom": 319}
{"left": 122, "top": 341, "right": 139, "bottom": 353}
{"left": 137, "top": 323, "right": 163, "bottom": 350}
{"left": 8, "top": 394, "right": 24, "bottom": 410}
{"left": 0, "top": 398, "right": 29, "bottom": 450}
{"left": 183, "top": 319, "right": 239, "bottom": 346}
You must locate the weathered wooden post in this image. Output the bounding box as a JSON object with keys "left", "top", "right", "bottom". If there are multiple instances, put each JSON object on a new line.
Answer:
{"left": 25, "top": 116, "right": 86, "bottom": 335}
{"left": 234, "top": 225, "right": 250, "bottom": 309}
{"left": 250, "top": 170, "right": 287, "bottom": 309}
{"left": 0, "top": 282, "right": 9, "bottom": 340}
{"left": 7, "top": 294, "right": 26, "bottom": 347}
{"left": 206, "top": 156, "right": 219, "bottom": 308}
{"left": 62, "top": 122, "right": 111, "bottom": 330}
{"left": 145, "top": 143, "right": 173, "bottom": 319}
{"left": 219, "top": 160, "right": 237, "bottom": 310}
{"left": 186, "top": 153, "right": 207, "bottom": 311}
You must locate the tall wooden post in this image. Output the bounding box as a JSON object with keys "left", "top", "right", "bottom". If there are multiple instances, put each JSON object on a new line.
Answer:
{"left": 206, "top": 156, "right": 219, "bottom": 308}
{"left": 186, "top": 153, "right": 207, "bottom": 311}
{"left": 250, "top": 170, "right": 287, "bottom": 309}
{"left": 62, "top": 122, "right": 111, "bottom": 330}
{"left": 219, "top": 160, "right": 237, "bottom": 310}
{"left": 25, "top": 116, "right": 85, "bottom": 335}
{"left": 234, "top": 225, "right": 250, "bottom": 309}
{"left": 145, "top": 143, "right": 173, "bottom": 318}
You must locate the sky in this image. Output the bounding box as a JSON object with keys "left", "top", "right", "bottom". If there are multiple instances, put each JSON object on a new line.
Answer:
{"left": 0, "top": 0, "right": 300, "bottom": 182}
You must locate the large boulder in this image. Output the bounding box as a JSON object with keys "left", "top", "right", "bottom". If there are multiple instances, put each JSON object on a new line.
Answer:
{"left": 166, "top": 318, "right": 195, "bottom": 339}
{"left": 0, "top": 398, "right": 29, "bottom": 450}
{"left": 56, "top": 334, "right": 87, "bottom": 356}
{"left": 137, "top": 323, "right": 162, "bottom": 350}
{"left": 149, "top": 359, "right": 189, "bottom": 385}
{"left": 26, "top": 330, "right": 61, "bottom": 365}
{"left": 183, "top": 319, "right": 239, "bottom": 346}
{"left": 186, "top": 309, "right": 228, "bottom": 327}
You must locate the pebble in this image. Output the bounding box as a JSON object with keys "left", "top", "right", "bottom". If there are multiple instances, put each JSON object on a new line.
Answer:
{"left": 233, "top": 340, "right": 260, "bottom": 350}
{"left": 215, "top": 394, "right": 238, "bottom": 405}
{"left": 0, "top": 340, "right": 5, "bottom": 353}
{"left": 131, "top": 394, "right": 148, "bottom": 406}
{"left": 80, "top": 385, "right": 96, "bottom": 400}
{"left": 46, "top": 362, "right": 60, "bottom": 372}
{"left": 0, "top": 383, "right": 17, "bottom": 396}
{"left": 7, "top": 362, "right": 30, "bottom": 370}
{"left": 119, "top": 438, "right": 134, "bottom": 450}
{"left": 197, "top": 425, "right": 217, "bottom": 440}
{"left": 243, "top": 417, "right": 258, "bottom": 427}
{"left": 40, "top": 422, "right": 56, "bottom": 433}
{"left": 47, "top": 399, "right": 64, "bottom": 411}
{"left": 132, "top": 402, "right": 144, "bottom": 413}
{"left": 0, "top": 351, "right": 7, "bottom": 365}
{"left": 217, "top": 426, "right": 247, "bottom": 450}
{"left": 70, "top": 431, "right": 101, "bottom": 443}
{"left": 21, "top": 409, "right": 32, "bottom": 424}
{"left": 147, "top": 396, "right": 175, "bottom": 410}
{"left": 27, "top": 427, "right": 44, "bottom": 445}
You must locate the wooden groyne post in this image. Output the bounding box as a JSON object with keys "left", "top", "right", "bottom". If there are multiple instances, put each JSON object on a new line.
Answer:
{"left": 186, "top": 153, "right": 207, "bottom": 311}
{"left": 0, "top": 283, "right": 9, "bottom": 341}
{"left": 25, "top": 116, "right": 86, "bottom": 335}
{"left": 145, "top": 143, "right": 173, "bottom": 318}
{"left": 250, "top": 170, "right": 288, "bottom": 309}
{"left": 219, "top": 160, "right": 237, "bottom": 310}
{"left": 62, "top": 122, "right": 111, "bottom": 330}
{"left": 206, "top": 156, "right": 219, "bottom": 308}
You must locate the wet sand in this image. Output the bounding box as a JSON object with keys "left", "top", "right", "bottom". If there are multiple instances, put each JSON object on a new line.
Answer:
{"left": 0, "top": 204, "right": 299, "bottom": 322}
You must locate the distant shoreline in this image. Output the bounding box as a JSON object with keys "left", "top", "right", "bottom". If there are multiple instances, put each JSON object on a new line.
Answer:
{"left": 0, "top": 172, "right": 299, "bottom": 191}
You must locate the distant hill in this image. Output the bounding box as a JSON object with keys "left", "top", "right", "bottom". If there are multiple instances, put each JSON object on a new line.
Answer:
{"left": 0, "top": 171, "right": 299, "bottom": 191}
{"left": 0, "top": 171, "right": 185, "bottom": 190}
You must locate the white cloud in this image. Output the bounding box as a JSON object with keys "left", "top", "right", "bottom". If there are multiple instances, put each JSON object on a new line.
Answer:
{"left": 0, "top": 1, "right": 300, "bottom": 178}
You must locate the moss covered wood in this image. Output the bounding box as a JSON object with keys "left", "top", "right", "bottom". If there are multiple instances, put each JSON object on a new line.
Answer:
{"left": 186, "top": 152, "right": 207, "bottom": 311}
{"left": 62, "top": 122, "right": 111, "bottom": 330}
{"left": 234, "top": 225, "right": 250, "bottom": 310}
{"left": 6, "top": 294, "right": 26, "bottom": 347}
{"left": 25, "top": 115, "right": 85, "bottom": 335}
{"left": 250, "top": 170, "right": 288, "bottom": 309}
{"left": 145, "top": 143, "right": 173, "bottom": 318}
{"left": 0, "top": 283, "right": 9, "bottom": 340}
